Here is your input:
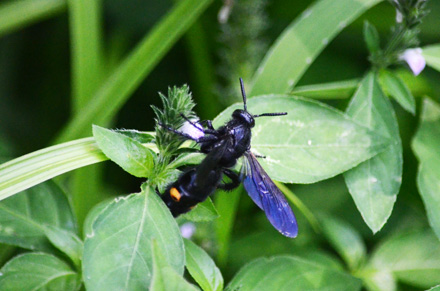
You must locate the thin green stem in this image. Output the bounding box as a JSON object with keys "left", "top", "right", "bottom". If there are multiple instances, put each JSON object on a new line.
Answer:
{"left": 54, "top": 0, "right": 214, "bottom": 143}
{"left": 275, "top": 181, "right": 321, "bottom": 233}
{"left": 0, "top": 0, "right": 66, "bottom": 37}
{"left": 67, "top": 0, "right": 105, "bottom": 234}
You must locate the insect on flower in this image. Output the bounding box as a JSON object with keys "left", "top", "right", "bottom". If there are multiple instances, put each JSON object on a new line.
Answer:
{"left": 160, "top": 78, "right": 298, "bottom": 238}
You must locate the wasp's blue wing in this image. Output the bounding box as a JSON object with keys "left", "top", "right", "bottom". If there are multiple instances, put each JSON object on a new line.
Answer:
{"left": 241, "top": 152, "right": 298, "bottom": 238}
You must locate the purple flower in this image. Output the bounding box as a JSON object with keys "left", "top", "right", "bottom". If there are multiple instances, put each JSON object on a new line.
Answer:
{"left": 400, "top": 48, "right": 426, "bottom": 76}
{"left": 180, "top": 222, "right": 196, "bottom": 238}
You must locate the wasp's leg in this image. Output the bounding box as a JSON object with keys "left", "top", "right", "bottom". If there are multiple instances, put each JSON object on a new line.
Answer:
{"left": 199, "top": 120, "right": 215, "bottom": 130}
{"left": 254, "top": 154, "right": 266, "bottom": 159}
{"left": 218, "top": 168, "right": 240, "bottom": 191}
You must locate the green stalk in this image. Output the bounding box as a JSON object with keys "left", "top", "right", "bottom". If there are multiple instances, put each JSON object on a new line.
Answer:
{"left": 54, "top": 0, "right": 214, "bottom": 143}
{"left": 0, "top": 0, "right": 66, "bottom": 37}
{"left": 275, "top": 181, "right": 321, "bottom": 233}
{"left": 67, "top": 0, "right": 105, "bottom": 234}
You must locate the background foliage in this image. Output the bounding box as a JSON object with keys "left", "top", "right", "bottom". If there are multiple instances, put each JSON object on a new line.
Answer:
{"left": 0, "top": 0, "right": 440, "bottom": 290}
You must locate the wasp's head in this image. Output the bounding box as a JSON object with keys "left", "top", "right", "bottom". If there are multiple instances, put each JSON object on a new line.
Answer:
{"left": 232, "top": 109, "right": 255, "bottom": 127}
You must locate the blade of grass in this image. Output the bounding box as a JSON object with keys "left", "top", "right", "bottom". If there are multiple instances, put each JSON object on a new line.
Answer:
{"left": 0, "top": 136, "right": 158, "bottom": 202}
{"left": 0, "top": 138, "right": 106, "bottom": 201}
{"left": 55, "top": 0, "right": 214, "bottom": 143}
{"left": 215, "top": 187, "right": 241, "bottom": 268}
{"left": 0, "top": 0, "right": 67, "bottom": 37}
{"left": 67, "top": 0, "right": 105, "bottom": 234}
{"left": 249, "top": 0, "right": 383, "bottom": 96}
{"left": 68, "top": 0, "right": 103, "bottom": 111}
{"left": 275, "top": 181, "right": 321, "bottom": 233}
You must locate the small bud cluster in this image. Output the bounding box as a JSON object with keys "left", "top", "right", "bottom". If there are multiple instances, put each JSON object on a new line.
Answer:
{"left": 365, "top": 0, "right": 429, "bottom": 75}
{"left": 152, "top": 85, "right": 196, "bottom": 159}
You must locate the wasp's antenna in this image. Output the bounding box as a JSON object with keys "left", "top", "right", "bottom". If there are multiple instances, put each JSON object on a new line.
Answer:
{"left": 239, "top": 78, "right": 247, "bottom": 111}
{"left": 253, "top": 112, "right": 287, "bottom": 118}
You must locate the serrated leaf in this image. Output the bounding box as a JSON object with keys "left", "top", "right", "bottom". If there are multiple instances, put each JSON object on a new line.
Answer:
{"left": 44, "top": 226, "right": 83, "bottom": 269}
{"left": 93, "top": 125, "right": 155, "bottom": 178}
{"left": 344, "top": 72, "right": 402, "bottom": 233}
{"left": 181, "top": 198, "right": 219, "bottom": 222}
{"left": 214, "top": 95, "right": 390, "bottom": 184}
{"left": 83, "top": 186, "right": 185, "bottom": 290}
{"left": 423, "top": 44, "right": 440, "bottom": 72}
{"left": 319, "top": 213, "right": 366, "bottom": 270}
{"left": 150, "top": 241, "right": 199, "bottom": 291}
{"left": 0, "top": 181, "right": 76, "bottom": 251}
{"left": 115, "top": 129, "right": 155, "bottom": 144}
{"left": 291, "top": 79, "right": 359, "bottom": 99}
{"left": 412, "top": 98, "right": 440, "bottom": 239}
{"left": 368, "top": 230, "right": 440, "bottom": 288}
{"left": 0, "top": 253, "right": 79, "bottom": 290}
{"left": 226, "top": 256, "right": 362, "bottom": 291}
{"left": 379, "top": 70, "right": 415, "bottom": 114}
{"left": 249, "top": 0, "right": 383, "bottom": 96}
{"left": 184, "top": 239, "right": 223, "bottom": 291}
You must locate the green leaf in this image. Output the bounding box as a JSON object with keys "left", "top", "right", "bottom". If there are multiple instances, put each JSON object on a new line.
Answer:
{"left": 0, "top": 0, "right": 66, "bottom": 37}
{"left": 181, "top": 198, "right": 219, "bottom": 222}
{"left": 116, "top": 129, "right": 155, "bottom": 144}
{"left": 214, "top": 95, "right": 390, "bottom": 183}
{"left": 344, "top": 72, "right": 402, "bottom": 233}
{"left": 83, "top": 198, "right": 114, "bottom": 238}
{"left": 412, "top": 98, "right": 440, "bottom": 164}
{"left": 291, "top": 79, "right": 359, "bottom": 99}
{"left": 363, "top": 21, "right": 380, "bottom": 54}
{"left": 319, "top": 214, "right": 366, "bottom": 271}
{"left": 412, "top": 98, "right": 440, "bottom": 239}
{"left": 0, "top": 181, "right": 76, "bottom": 251}
{"left": 423, "top": 44, "right": 440, "bottom": 72}
{"left": 0, "top": 137, "right": 107, "bottom": 201}
{"left": 368, "top": 230, "right": 440, "bottom": 288}
{"left": 362, "top": 269, "right": 396, "bottom": 291}
{"left": 184, "top": 239, "right": 223, "bottom": 291}
{"left": 83, "top": 186, "right": 185, "bottom": 290}
{"left": 0, "top": 253, "right": 79, "bottom": 290}
{"left": 93, "top": 125, "right": 155, "bottom": 178}
{"left": 428, "top": 285, "right": 440, "bottom": 291}
{"left": 150, "top": 241, "right": 199, "bottom": 291}
{"left": 379, "top": 70, "right": 415, "bottom": 114}
{"left": 44, "top": 226, "right": 83, "bottom": 269}
{"left": 226, "top": 256, "right": 362, "bottom": 291}
{"left": 417, "top": 162, "right": 440, "bottom": 240}
{"left": 55, "top": 0, "right": 214, "bottom": 142}
{"left": 249, "top": 0, "right": 383, "bottom": 96}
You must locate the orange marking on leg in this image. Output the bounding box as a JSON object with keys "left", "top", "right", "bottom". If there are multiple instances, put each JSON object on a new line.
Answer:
{"left": 170, "top": 187, "right": 181, "bottom": 202}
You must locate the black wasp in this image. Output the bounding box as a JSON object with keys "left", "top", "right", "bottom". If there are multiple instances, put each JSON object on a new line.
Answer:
{"left": 160, "top": 78, "right": 298, "bottom": 238}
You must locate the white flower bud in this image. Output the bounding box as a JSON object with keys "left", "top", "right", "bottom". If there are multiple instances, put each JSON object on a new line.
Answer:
{"left": 180, "top": 119, "right": 205, "bottom": 139}
{"left": 400, "top": 48, "right": 426, "bottom": 76}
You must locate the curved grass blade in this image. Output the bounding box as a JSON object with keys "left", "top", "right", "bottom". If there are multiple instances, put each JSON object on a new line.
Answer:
{"left": 0, "top": 137, "right": 106, "bottom": 201}
{"left": 249, "top": 0, "right": 383, "bottom": 96}
{"left": 55, "top": 0, "right": 213, "bottom": 143}
{"left": 0, "top": 0, "right": 66, "bottom": 37}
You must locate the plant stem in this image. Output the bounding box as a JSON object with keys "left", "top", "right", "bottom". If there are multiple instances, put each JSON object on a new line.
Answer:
{"left": 275, "top": 181, "right": 321, "bottom": 233}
